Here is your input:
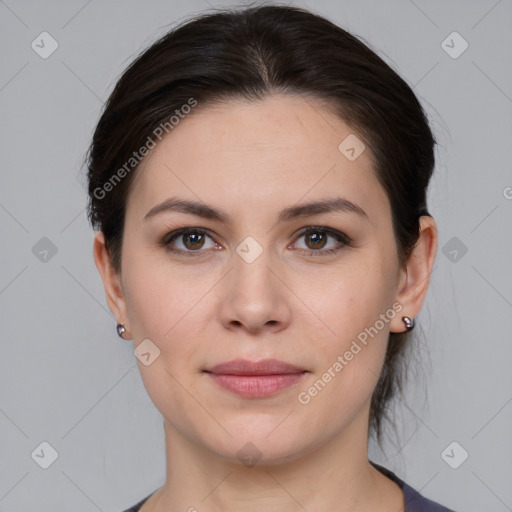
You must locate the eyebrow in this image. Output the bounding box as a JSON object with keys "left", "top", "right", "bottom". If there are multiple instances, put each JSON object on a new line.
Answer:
{"left": 143, "top": 196, "right": 368, "bottom": 223}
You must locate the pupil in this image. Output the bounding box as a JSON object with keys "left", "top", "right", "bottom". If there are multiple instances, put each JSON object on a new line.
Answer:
{"left": 307, "top": 232, "right": 326, "bottom": 249}
{"left": 185, "top": 233, "right": 204, "bottom": 249}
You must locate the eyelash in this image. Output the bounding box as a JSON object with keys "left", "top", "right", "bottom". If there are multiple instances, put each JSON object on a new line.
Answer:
{"left": 159, "top": 226, "right": 352, "bottom": 258}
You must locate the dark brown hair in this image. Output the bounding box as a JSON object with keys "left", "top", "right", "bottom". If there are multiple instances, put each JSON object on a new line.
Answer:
{"left": 86, "top": 3, "right": 436, "bottom": 442}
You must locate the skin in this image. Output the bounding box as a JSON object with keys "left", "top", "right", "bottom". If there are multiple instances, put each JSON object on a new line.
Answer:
{"left": 94, "top": 93, "right": 437, "bottom": 511}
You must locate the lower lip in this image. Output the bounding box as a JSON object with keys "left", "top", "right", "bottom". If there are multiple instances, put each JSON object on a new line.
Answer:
{"left": 207, "top": 372, "right": 306, "bottom": 398}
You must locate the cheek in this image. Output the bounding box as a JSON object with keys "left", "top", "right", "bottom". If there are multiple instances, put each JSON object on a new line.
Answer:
{"left": 308, "top": 257, "right": 394, "bottom": 337}
{"left": 120, "top": 251, "right": 218, "bottom": 381}
{"left": 120, "top": 257, "right": 211, "bottom": 414}
{"left": 301, "top": 256, "right": 396, "bottom": 385}
{"left": 122, "top": 246, "right": 207, "bottom": 338}
{"left": 296, "top": 284, "right": 392, "bottom": 425}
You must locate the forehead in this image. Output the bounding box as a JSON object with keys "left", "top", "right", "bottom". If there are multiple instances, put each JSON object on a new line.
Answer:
{"left": 126, "top": 93, "right": 389, "bottom": 223}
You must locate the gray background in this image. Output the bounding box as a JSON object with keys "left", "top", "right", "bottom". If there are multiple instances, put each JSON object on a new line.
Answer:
{"left": 1, "top": 0, "right": 511, "bottom": 510}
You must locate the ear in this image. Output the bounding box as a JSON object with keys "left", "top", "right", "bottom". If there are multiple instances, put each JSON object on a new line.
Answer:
{"left": 93, "top": 231, "right": 131, "bottom": 339}
{"left": 391, "top": 215, "right": 438, "bottom": 333}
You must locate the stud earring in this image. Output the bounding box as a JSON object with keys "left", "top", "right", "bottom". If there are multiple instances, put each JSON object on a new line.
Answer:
{"left": 402, "top": 316, "right": 415, "bottom": 330}
{"left": 116, "top": 323, "right": 127, "bottom": 339}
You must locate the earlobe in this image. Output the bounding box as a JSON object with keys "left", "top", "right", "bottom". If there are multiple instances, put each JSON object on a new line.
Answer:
{"left": 391, "top": 216, "right": 438, "bottom": 333}
{"left": 93, "top": 231, "right": 130, "bottom": 335}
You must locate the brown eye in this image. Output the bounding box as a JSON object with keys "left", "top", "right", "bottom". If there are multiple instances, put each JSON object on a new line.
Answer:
{"left": 304, "top": 231, "right": 328, "bottom": 250}
{"left": 182, "top": 232, "right": 206, "bottom": 250}
{"left": 292, "top": 227, "right": 351, "bottom": 257}
{"left": 162, "top": 228, "right": 219, "bottom": 256}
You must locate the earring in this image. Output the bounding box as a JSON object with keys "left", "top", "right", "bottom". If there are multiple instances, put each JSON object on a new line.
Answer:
{"left": 116, "top": 323, "right": 127, "bottom": 339}
{"left": 402, "top": 316, "right": 415, "bottom": 330}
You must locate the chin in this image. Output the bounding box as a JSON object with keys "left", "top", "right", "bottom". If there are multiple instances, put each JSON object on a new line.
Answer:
{"left": 201, "top": 424, "right": 315, "bottom": 468}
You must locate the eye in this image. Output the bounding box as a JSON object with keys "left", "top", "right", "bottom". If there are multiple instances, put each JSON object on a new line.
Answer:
{"left": 159, "top": 226, "right": 351, "bottom": 258}
{"left": 161, "top": 228, "right": 221, "bottom": 256}
{"left": 291, "top": 227, "right": 351, "bottom": 257}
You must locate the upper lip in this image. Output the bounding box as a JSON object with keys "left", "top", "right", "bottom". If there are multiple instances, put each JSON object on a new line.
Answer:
{"left": 205, "top": 358, "right": 306, "bottom": 376}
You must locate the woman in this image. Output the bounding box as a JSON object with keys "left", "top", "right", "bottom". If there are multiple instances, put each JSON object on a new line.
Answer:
{"left": 87, "top": 4, "right": 455, "bottom": 511}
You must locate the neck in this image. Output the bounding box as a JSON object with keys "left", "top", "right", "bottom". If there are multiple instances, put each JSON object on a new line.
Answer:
{"left": 143, "top": 413, "right": 404, "bottom": 512}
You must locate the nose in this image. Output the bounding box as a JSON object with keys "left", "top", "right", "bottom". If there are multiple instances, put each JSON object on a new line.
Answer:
{"left": 218, "top": 246, "right": 291, "bottom": 335}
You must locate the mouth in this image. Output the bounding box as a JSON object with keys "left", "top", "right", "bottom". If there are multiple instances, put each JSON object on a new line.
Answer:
{"left": 203, "top": 359, "right": 308, "bottom": 399}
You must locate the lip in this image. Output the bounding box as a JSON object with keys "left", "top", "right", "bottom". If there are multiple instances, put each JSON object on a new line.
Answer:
{"left": 204, "top": 358, "right": 307, "bottom": 398}
{"left": 206, "top": 358, "right": 305, "bottom": 376}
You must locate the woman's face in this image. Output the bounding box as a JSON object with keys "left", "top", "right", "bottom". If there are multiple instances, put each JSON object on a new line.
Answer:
{"left": 98, "top": 93, "right": 421, "bottom": 464}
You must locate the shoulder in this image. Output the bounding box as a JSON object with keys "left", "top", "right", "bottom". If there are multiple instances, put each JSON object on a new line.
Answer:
{"left": 119, "top": 492, "right": 153, "bottom": 512}
{"left": 401, "top": 480, "right": 457, "bottom": 512}
{"left": 371, "top": 461, "right": 458, "bottom": 512}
